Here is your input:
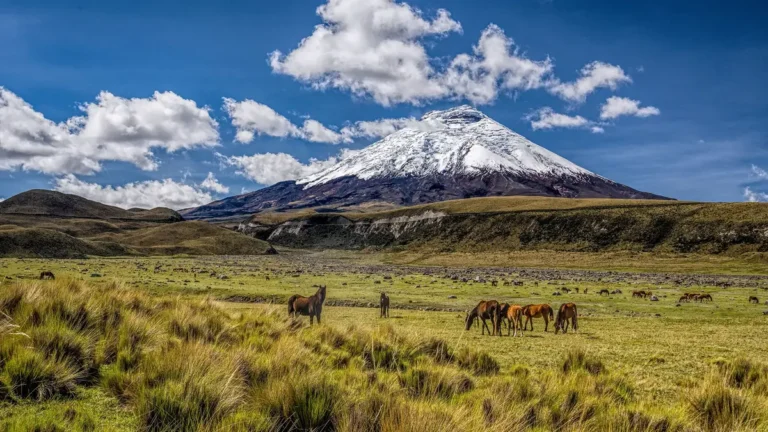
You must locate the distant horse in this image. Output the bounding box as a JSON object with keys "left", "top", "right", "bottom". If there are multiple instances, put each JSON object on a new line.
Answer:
{"left": 749, "top": 296, "right": 759, "bottom": 304}
{"left": 465, "top": 300, "right": 500, "bottom": 336}
{"left": 522, "top": 304, "right": 554, "bottom": 332}
{"left": 287, "top": 285, "right": 326, "bottom": 325}
{"left": 598, "top": 289, "right": 610, "bottom": 296}
{"left": 555, "top": 303, "right": 578, "bottom": 334}
{"left": 678, "top": 295, "right": 689, "bottom": 303}
{"left": 497, "top": 303, "right": 523, "bottom": 337}
{"left": 39, "top": 271, "right": 55, "bottom": 280}
{"left": 698, "top": 294, "right": 713, "bottom": 302}
{"left": 632, "top": 290, "right": 645, "bottom": 298}
{"left": 380, "top": 292, "right": 390, "bottom": 318}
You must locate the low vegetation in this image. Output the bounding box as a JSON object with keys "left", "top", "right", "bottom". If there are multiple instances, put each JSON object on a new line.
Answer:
{"left": 1, "top": 278, "right": 767, "bottom": 431}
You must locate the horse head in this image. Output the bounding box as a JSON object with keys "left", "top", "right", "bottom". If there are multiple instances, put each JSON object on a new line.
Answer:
{"left": 464, "top": 312, "right": 474, "bottom": 331}
{"left": 317, "top": 285, "right": 327, "bottom": 302}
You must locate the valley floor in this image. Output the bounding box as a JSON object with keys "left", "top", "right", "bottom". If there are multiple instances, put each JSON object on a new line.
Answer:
{"left": 1, "top": 252, "right": 768, "bottom": 430}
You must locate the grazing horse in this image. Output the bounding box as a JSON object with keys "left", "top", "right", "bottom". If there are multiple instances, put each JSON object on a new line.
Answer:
{"left": 555, "top": 303, "right": 578, "bottom": 334}
{"left": 465, "top": 300, "right": 500, "bottom": 336}
{"left": 632, "top": 290, "right": 644, "bottom": 298}
{"left": 287, "top": 285, "right": 326, "bottom": 325}
{"left": 598, "top": 289, "right": 610, "bottom": 296}
{"left": 698, "top": 294, "right": 713, "bottom": 302}
{"left": 497, "top": 303, "right": 524, "bottom": 337}
{"left": 522, "top": 304, "right": 554, "bottom": 332}
{"left": 749, "top": 296, "right": 759, "bottom": 304}
{"left": 678, "top": 295, "right": 689, "bottom": 303}
{"left": 39, "top": 271, "right": 55, "bottom": 280}
{"left": 380, "top": 292, "right": 390, "bottom": 318}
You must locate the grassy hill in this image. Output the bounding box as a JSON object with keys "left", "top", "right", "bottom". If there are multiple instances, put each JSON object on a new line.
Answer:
{"left": 0, "top": 190, "right": 275, "bottom": 258}
{"left": 92, "top": 221, "right": 273, "bottom": 255}
{"left": 0, "top": 190, "right": 181, "bottom": 222}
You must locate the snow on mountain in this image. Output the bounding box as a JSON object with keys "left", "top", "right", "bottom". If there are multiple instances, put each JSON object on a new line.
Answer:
{"left": 299, "top": 105, "right": 595, "bottom": 188}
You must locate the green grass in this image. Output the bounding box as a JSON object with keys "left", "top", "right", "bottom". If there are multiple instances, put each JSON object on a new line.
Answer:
{"left": 2, "top": 255, "right": 768, "bottom": 430}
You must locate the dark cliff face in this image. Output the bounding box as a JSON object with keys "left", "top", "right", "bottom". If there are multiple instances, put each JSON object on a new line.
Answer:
{"left": 262, "top": 204, "right": 768, "bottom": 255}
{"left": 181, "top": 173, "right": 667, "bottom": 220}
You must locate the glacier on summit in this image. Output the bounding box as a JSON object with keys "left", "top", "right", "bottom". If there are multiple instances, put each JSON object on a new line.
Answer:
{"left": 299, "top": 106, "right": 594, "bottom": 188}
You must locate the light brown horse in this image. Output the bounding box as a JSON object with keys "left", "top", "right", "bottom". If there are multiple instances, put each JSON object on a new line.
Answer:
{"left": 497, "top": 303, "right": 524, "bottom": 337}
{"left": 465, "top": 300, "right": 500, "bottom": 336}
{"left": 554, "top": 303, "right": 578, "bottom": 334}
{"left": 522, "top": 304, "right": 554, "bottom": 332}
{"left": 749, "top": 296, "right": 759, "bottom": 304}
{"left": 380, "top": 292, "right": 390, "bottom": 318}
{"left": 288, "top": 285, "right": 326, "bottom": 325}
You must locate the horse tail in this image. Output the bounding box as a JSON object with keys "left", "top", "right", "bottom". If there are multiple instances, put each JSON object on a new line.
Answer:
{"left": 549, "top": 305, "right": 554, "bottom": 320}
{"left": 572, "top": 304, "right": 578, "bottom": 331}
{"left": 555, "top": 305, "right": 562, "bottom": 325}
{"left": 287, "top": 295, "right": 298, "bottom": 314}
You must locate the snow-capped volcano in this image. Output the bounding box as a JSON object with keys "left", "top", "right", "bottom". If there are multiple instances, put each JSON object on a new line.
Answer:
{"left": 299, "top": 106, "right": 593, "bottom": 188}
{"left": 182, "top": 106, "right": 667, "bottom": 220}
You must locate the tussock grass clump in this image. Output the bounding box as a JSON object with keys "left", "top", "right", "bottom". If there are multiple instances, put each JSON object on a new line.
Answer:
{"left": 399, "top": 366, "right": 474, "bottom": 399}
{"left": 2, "top": 349, "right": 79, "bottom": 401}
{"left": 454, "top": 347, "right": 500, "bottom": 375}
{"left": 562, "top": 349, "right": 605, "bottom": 375}
{"left": 716, "top": 358, "right": 768, "bottom": 391}
{"left": 688, "top": 380, "right": 762, "bottom": 432}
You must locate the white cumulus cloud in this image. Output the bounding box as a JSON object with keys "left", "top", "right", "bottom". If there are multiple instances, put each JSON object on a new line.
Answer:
{"left": 269, "top": 0, "right": 461, "bottom": 106}
{"left": 226, "top": 153, "right": 340, "bottom": 185}
{"left": 199, "top": 172, "right": 230, "bottom": 194}
{"left": 525, "top": 107, "right": 602, "bottom": 133}
{"left": 0, "top": 87, "right": 219, "bottom": 175}
{"left": 223, "top": 98, "right": 350, "bottom": 144}
{"left": 751, "top": 164, "right": 768, "bottom": 180}
{"left": 600, "top": 96, "right": 660, "bottom": 120}
{"left": 269, "top": 0, "right": 635, "bottom": 107}
{"left": 441, "top": 24, "right": 553, "bottom": 105}
{"left": 53, "top": 175, "right": 215, "bottom": 210}
{"left": 224, "top": 149, "right": 359, "bottom": 185}
{"left": 547, "top": 62, "right": 632, "bottom": 104}
{"left": 744, "top": 187, "right": 768, "bottom": 203}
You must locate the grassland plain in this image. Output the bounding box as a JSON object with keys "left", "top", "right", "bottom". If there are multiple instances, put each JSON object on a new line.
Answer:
{"left": 2, "top": 252, "right": 768, "bottom": 430}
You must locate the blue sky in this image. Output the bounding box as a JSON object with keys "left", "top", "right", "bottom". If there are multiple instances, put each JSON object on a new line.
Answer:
{"left": 0, "top": 0, "right": 766, "bottom": 208}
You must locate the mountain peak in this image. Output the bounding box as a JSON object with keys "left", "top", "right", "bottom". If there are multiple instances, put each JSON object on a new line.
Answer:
{"left": 421, "top": 105, "right": 487, "bottom": 124}
{"left": 299, "top": 105, "right": 594, "bottom": 188}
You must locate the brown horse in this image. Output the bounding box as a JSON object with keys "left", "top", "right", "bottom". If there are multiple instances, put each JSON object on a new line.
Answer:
{"left": 749, "top": 296, "right": 759, "bottom": 304}
{"left": 465, "top": 300, "right": 500, "bottom": 336}
{"left": 497, "top": 303, "right": 524, "bottom": 337}
{"left": 380, "top": 292, "right": 390, "bottom": 318}
{"left": 598, "top": 289, "right": 610, "bottom": 296}
{"left": 39, "top": 271, "right": 55, "bottom": 280}
{"left": 698, "top": 294, "right": 713, "bottom": 302}
{"left": 522, "top": 304, "right": 554, "bottom": 332}
{"left": 554, "top": 303, "right": 578, "bottom": 334}
{"left": 288, "top": 285, "right": 326, "bottom": 325}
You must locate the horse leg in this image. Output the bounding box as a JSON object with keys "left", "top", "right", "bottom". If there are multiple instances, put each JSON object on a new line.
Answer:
{"left": 481, "top": 318, "right": 490, "bottom": 335}
{"left": 544, "top": 316, "right": 548, "bottom": 332}
{"left": 310, "top": 315, "right": 314, "bottom": 326}
{"left": 316, "top": 313, "right": 321, "bottom": 325}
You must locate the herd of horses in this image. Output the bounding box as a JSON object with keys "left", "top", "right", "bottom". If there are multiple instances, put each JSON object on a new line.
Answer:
{"left": 284, "top": 285, "right": 761, "bottom": 329}
{"left": 678, "top": 292, "right": 713, "bottom": 303}
{"left": 464, "top": 301, "right": 577, "bottom": 336}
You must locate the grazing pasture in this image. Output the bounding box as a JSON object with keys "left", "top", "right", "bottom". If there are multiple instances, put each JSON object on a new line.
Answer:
{"left": 1, "top": 253, "right": 768, "bottom": 430}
